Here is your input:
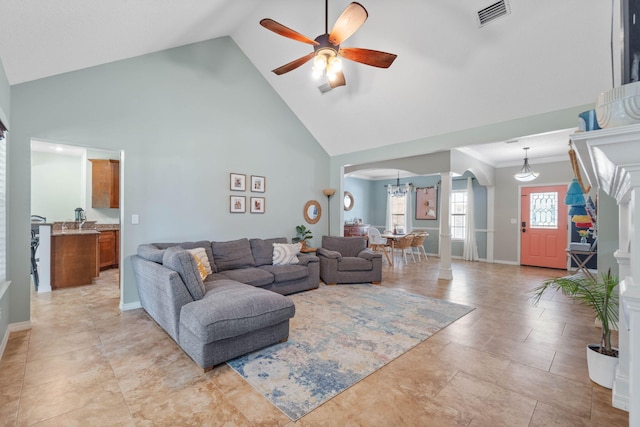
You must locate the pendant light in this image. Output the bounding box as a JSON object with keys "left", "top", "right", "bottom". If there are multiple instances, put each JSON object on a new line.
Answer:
{"left": 387, "top": 170, "right": 411, "bottom": 197}
{"left": 513, "top": 147, "right": 539, "bottom": 182}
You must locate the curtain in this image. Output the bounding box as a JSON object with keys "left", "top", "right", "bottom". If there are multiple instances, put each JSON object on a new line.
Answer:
{"left": 385, "top": 191, "right": 393, "bottom": 232}
{"left": 463, "top": 177, "right": 479, "bottom": 261}
{"left": 404, "top": 191, "right": 413, "bottom": 233}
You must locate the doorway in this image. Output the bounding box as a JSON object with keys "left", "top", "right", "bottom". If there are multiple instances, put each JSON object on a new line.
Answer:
{"left": 30, "top": 140, "right": 123, "bottom": 293}
{"left": 520, "top": 185, "right": 568, "bottom": 269}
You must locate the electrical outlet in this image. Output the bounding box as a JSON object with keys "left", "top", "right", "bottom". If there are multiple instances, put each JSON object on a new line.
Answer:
{"left": 131, "top": 214, "right": 139, "bottom": 225}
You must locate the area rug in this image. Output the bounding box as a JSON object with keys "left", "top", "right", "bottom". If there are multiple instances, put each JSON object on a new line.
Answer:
{"left": 226, "top": 284, "right": 474, "bottom": 421}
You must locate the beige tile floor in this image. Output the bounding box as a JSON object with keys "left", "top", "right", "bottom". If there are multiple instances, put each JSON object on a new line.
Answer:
{"left": 0, "top": 260, "right": 630, "bottom": 426}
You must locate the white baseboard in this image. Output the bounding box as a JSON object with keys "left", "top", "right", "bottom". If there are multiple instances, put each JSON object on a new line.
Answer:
{"left": 492, "top": 259, "right": 520, "bottom": 266}
{"left": 0, "top": 321, "right": 32, "bottom": 362}
{"left": 120, "top": 301, "right": 142, "bottom": 311}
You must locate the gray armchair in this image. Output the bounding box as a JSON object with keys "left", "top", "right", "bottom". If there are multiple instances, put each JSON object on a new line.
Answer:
{"left": 317, "top": 236, "right": 382, "bottom": 285}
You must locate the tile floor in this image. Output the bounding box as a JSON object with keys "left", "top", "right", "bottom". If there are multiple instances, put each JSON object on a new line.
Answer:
{"left": 0, "top": 260, "right": 630, "bottom": 426}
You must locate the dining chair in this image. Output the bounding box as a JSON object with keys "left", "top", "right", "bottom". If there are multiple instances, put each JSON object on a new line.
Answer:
{"left": 367, "top": 227, "right": 392, "bottom": 264}
{"left": 410, "top": 231, "right": 428, "bottom": 261}
{"left": 393, "top": 234, "right": 415, "bottom": 264}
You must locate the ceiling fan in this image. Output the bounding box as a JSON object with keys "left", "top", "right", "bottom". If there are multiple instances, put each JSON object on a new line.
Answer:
{"left": 260, "top": 1, "right": 397, "bottom": 89}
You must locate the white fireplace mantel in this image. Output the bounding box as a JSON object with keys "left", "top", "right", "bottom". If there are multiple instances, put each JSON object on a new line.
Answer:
{"left": 572, "top": 124, "right": 640, "bottom": 426}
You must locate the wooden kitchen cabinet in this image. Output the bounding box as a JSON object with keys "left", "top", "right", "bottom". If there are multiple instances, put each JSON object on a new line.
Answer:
{"left": 99, "top": 230, "right": 119, "bottom": 270}
{"left": 90, "top": 159, "right": 119, "bottom": 208}
{"left": 51, "top": 232, "right": 99, "bottom": 289}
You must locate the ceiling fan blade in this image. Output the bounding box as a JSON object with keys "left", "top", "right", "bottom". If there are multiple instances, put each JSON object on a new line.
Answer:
{"left": 260, "top": 19, "right": 319, "bottom": 46}
{"left": 329, "top": 71, "right": 346, "bottom": 89}
{"left": 272, "top": 52, "right": 316, "bottom": 75}
{"left": 328, "top": 2, "right": 368, "bottom": 45}
{"left": 338, "top": 47, "right": 397, "bottom": 68}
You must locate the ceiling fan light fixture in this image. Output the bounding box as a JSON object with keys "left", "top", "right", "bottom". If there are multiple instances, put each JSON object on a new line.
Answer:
{"left": 513, "top": 147, "right": 540, "bottom": 182}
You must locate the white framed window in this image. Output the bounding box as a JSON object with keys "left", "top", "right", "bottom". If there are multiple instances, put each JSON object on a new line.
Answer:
{"left": 391, "top": 194, "right": 406, "bottom": 232}
{"left": 450, "top": 190, "right": 467, "bottom": 240}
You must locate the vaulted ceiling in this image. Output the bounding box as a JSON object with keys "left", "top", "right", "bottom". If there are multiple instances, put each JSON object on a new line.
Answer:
{"left": 0, "top": 0, "right": 615, "bottom": 161}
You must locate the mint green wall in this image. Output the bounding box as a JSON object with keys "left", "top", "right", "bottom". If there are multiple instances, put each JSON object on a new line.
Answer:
{"left": 9, "top": 37, "right": 329, "bottom": 315}
{"left": 343, "top": 177, "right": 374, "bottom": 225}
{"left": 31, "top": 151, "right": 83, "bottom": 221}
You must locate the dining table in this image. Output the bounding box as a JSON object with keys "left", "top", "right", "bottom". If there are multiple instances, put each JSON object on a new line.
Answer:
{"left": 380, "top": 233, "right": 406, "bottom": 266}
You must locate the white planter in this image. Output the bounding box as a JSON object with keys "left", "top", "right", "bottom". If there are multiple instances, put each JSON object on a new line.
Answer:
{"left": 586, "top": 344, "right": 618, "bottom": 389}
{"left": 595, "top": 81, "right": 640, "bottom": 128}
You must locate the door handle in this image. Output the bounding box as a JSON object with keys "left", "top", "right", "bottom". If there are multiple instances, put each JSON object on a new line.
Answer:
{"left": 521, "top": 221, "right": 526, "bottom": 233}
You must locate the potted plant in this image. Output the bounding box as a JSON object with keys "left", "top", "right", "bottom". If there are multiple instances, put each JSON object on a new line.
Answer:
{"left": 292, "top": 225, "right": 313, "bottom": 249}
{"left": 531, "top": 269, "right": 619, "bottom": 388}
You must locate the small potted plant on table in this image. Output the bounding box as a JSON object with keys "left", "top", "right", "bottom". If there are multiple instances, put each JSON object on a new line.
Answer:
{"left": 292, "top": 225, "right": 313, "bottom": 249}
{"left": 531, "top": 269, "right": 619, "bottom": 388}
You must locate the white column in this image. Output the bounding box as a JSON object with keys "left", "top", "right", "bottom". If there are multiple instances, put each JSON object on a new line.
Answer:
{"left": 613, "top": 247, "right": 630, "bottom": 410}
{"left": 486, "top": 185, "right": 495, "bottom": 263}
{"left": 36, "top": 224, "right": 52, "bottom": 293}
{"left": 439, "top": 172, "right": 453, "bottom": 280}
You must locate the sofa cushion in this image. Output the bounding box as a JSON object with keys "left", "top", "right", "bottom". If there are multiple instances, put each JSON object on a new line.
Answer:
{"left": 211, "top": 238, "right": 255, "bottom": 272}
{"left": 322, "top": 236, "right": 366, "bottom": 257}
{"left": 259, "top": 264, "right": 308, "bottom": 282}
{"left": 336, "top": 256, "right": 373, "bottom": 272}
{"left": 218, "top": 267, "right": 274, "bottom": 287}
{"left": 162, "top": 246, "right": 206, "bottom": 300}
{"left": 154, "top": 241, "right": 217, "bottom": 273}
{"left": 137, "top": 244, "right": 166, "bottom": 263}
{"left": 180, "top": 280, "right": 295, "bottom": 343}
{"left": 250, "top": 237, "right": 287, "bottom": 266}
{"left": 273, "top": 243, "right": 302, "bottom": 265}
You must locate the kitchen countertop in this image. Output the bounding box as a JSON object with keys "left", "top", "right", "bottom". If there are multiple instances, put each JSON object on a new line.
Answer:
{"left": 51, "top": 229, "right": 100, "bottom": 237}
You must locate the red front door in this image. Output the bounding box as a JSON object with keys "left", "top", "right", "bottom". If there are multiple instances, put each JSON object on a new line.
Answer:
{"left": 520, "top": 185, "right": 568, "bottom": 269}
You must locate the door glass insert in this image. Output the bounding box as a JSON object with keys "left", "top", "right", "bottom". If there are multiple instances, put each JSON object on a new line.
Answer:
{"left": 530, "top": 191, "right": 558, "bottom": 228}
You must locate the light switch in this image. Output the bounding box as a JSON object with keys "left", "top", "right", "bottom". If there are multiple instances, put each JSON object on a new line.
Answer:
{"left": 131, "top": 214, "right": 139, "bottom": 225}
{"left": 510, "top": 218, "right": 517, "bottom": 224}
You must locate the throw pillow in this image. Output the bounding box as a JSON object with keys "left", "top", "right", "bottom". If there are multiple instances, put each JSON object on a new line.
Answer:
{"left": 188, "top": 247, "right": 212, "bottom": 275}
{"left": 191, "top": 254, "right": 208, "bottom": 281}
{"left": 272, "top": 242, "right": 302, "bottom": 265}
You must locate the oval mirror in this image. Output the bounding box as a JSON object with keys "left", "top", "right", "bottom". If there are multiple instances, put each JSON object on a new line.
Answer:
{"left": 303, "top": 200, "right": 322, "bottom": 224}
{"left": 344, "top": 191, "right": 354, "bottom": 211}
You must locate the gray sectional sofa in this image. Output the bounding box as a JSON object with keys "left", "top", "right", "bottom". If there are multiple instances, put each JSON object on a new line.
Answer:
{"left": 131, "top": 237, "right": 319, "bottom": 370}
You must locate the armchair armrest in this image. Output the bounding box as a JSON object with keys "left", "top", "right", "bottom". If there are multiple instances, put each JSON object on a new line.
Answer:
{"left": 297, "top": 253, "right": 319, "bottom": 265}
{"left": 358, "top": 249, "right": 381, "bottom": 260}
{"left": 317, "top": 247, "right": 342, "bottom": 260}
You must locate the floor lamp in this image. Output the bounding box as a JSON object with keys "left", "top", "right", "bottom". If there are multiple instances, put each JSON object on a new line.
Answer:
{"left": 322, "top": 188, "right": 336, "bottom": 236}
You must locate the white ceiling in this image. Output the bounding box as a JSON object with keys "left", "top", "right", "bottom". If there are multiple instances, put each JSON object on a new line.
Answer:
{"left": 0, "top": 0, "right": 615, "bottom": 163}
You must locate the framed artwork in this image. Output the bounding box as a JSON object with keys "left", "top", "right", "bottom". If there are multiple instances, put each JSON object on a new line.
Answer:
{"left": 622, "top": 0, "right": 640, "bottom": 84}
{"left": 230, "top": 196, "right": 246, "bottom": 213}
{"left": 250, "top": 197, "right": 265, "bottom": 214}
{"left": 251, "top": 175, "right": 266, "bottom": 193}
{"left": 416, "top": 187, "right": 438, "bottom": 220}
{"left": 230, "top": 173, "right": 246, "bottom": 191}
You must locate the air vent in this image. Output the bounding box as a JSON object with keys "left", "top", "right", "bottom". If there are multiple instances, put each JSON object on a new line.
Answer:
{"left": 477, "top": 0, "right": 510, "bottom": 27}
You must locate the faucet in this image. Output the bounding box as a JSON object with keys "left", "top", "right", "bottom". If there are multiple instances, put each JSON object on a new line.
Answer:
{"left": 61, "top": 221, "right": 67, "bottom": 233}
{"left": 79, "top": 220, "right": 86, "bottom": 232}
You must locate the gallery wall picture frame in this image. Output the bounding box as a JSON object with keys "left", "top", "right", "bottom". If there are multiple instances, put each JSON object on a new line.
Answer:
{"left": 250, "top": 197, "right": 265, "bottom": 214}
{"left": 230, "top": 173, "right": 246, "bottom": 191}
{"left": 416, "top": 187, "right": 438, "bottom": 220}
{"left": 251, "top": 175, "right": 266, "bottom": 193}
{"left": 230, "top": 196, "right": 246, "bottom": 213}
